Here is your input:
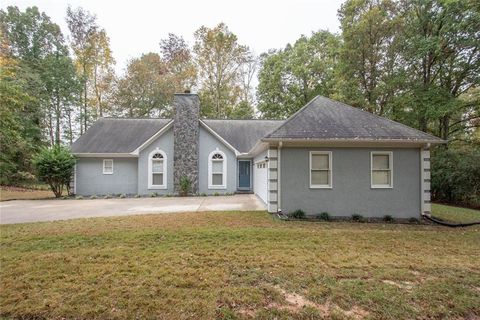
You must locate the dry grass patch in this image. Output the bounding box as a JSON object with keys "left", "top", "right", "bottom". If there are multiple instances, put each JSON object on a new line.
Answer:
{"left": 0, "top": 186, "right": 56, "bottom": 201}
{"left": 1, "top": 211, "right": 479, "bottom": 319}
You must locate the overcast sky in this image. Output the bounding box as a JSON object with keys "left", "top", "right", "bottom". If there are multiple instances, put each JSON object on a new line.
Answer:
{"left": 3, "top": 0, "right": 345, "bottom": 74}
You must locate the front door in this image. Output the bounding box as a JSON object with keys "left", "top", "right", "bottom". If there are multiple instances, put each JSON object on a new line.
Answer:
{"left": 238, "top": 160, "right": 251, "bottom": 190}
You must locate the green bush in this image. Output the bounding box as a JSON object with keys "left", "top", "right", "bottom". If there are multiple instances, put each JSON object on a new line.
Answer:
{"left": 32, "top": 146, "right": 75, "bottom": 198}
{"left": 409, "top": 217, "right": 419, "bottom": 224}
{"left": 431, "top": 147, "right": 480, "bottom": 207}
{"left": 120, "top": 194, "right": 126, "bottom": 198}
{"left": 150, "top": 192, "right": 158, "bottom": 197}
{"left": 289, "top": 209, "right": 306, "bottom": 219}
{"left": 383, "top": 215, "right": 394, "bottom": 222}
{"left": 179, "top": 176, "right": 191, "bottom": 196}
{"left": 90, "top": 194, "right": 97, "bottom": 199}
{"left": 134, "top": 194, "right": 141, "bottom": 198}
{"left": 351, "top": 213, "right": 364, "bottom": 222}
{"left": 318, "top": 212, "right": 330, "bottom": 221}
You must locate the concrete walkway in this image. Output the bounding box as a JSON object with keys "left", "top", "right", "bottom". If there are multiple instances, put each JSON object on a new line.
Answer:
{"left": 0, "top": 194, "right": 266, "bottom": 224}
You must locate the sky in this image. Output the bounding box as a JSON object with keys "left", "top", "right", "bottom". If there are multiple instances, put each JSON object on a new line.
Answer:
{"left": 3, "top": 0, "right": 345, "bottom": 74}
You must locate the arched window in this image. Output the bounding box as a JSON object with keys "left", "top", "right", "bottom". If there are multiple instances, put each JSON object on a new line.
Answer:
{"left": 148, "top": 149, "right": 167, "bottom": 189}
{"left": 208, "top": 150, "right": 226, "bottom": 189}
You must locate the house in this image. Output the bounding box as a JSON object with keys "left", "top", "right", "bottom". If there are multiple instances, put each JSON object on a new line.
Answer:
{"left": 71, "top": 93, "right": 445, "bottom": 218}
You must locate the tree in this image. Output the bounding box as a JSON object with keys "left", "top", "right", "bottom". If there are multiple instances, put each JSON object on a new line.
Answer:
{"left": 32, "top": 146, "right": 75, "bottom": 197}
{"left": 336, "top": 0, "right": 404, "bottom": 117}
{"left": 257, "top": 31, "right": 341, "bottom": 119}
{"left": 114, "top": 53, "right": 173, "bottom": 117}
{"left": 193, "top": 23, "right": 253, "bottom": 118}
{"left": 66, "top": 6, "right": 115, "bottom": 132}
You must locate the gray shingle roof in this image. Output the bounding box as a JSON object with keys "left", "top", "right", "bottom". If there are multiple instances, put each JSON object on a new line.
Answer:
{"left": 71, "top": 118, "right": 171, "bottom": 153}
{"left": 202, "top": 119, "right": 285, "bottom": 153}
{"left": 265, "top": 96, "right": 445, "bottom": 142}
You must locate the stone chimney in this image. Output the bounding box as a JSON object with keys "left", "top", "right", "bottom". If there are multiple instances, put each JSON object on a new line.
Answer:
{"left": 173, "top": 93, "right": 200, "bottom": 194}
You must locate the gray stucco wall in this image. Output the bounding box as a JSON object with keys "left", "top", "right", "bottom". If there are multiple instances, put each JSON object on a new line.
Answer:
{"left": 138, "top": 128, "right": 174, "bottom": 195}
{"left": 280, "top": 147, "right": 421, "bottom": 218}
{"left": 75, "top": 158, "right": 138, "bottom": 196}
{"left": 198, "top": 126, "right": 237, "bottom": 194}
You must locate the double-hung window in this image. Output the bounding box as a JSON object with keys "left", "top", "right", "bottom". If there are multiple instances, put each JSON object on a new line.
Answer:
{"left": 309, "top": 151, "right": 332, "bottom": 188}
{"left": 371, "top": 152, "right": 393, "bottom": 188}
{"left": 208, "top": 150, "right": 226, "bottom": 189}
{"left": 149, "top": 150, "right": 167, "bottom": 189}
{"left": 103, "top": 159, "right": 113, "bottom": 174}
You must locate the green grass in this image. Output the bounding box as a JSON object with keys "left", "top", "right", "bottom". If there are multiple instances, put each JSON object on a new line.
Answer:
{"left": 432, "top": 203, "right": 480, "bottom": 223}
{"left": 1, "top": 211, "right": 479, "bottom": 319}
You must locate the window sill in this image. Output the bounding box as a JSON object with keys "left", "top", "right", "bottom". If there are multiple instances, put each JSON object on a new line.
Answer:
{"left": 309, "top": 185, "right": 332, "bottom": 189}
{"left": 371, "top": 185, "right": 393, "bottom": 189}
{"left": 208, "top": 186, "right": 227, "bottom": 190}
{"left": 148, "top": 186, "right": 167, "bottom": 190}
{"left": 103, "top": 172, "right": 113, "bottom": 175}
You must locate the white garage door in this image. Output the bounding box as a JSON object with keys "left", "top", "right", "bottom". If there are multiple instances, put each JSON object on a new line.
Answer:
{"left": 254, "top": 162, "right": 268, "bottom": 204}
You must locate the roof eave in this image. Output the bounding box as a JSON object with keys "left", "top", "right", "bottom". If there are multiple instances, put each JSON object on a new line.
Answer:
{"left": 261, "top": 137, "right": 447, "bottom": 145}
{"left": 72, "top": 153, "right": 138, "bottom": 158}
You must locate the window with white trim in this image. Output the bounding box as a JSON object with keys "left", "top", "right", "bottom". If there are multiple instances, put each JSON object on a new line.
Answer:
{"left": 310, "top": 151, "right": 332, "bottom": 188}
{"left": 208, "top": 150, "right": 226, "bottom": 189}
{"left": 148, "top": 150, "right": 167, "bottom": 189}
{"left": 103, "top": 159, "right": 113, "bottom": 174}
{"left": 371, "top": 152, "right": 393, "bottom": 188}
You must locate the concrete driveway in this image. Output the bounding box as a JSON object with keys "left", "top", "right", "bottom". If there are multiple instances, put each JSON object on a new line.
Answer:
{"left": 0, "top": 194, "right": 266, "bottom": 224}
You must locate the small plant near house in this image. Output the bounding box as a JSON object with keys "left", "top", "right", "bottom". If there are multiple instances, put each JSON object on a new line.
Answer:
{"left": 383, "top": 215, "right": 394, "bottom": 222}
{"left": 179, "top": 176, "right": 191, "bottom": 196}
{"left": 318, "top": 212, "right": 330, "bottom": 221}
{"left": 351, "top": 213, "right": 364, "bottom": 222}
{"left": 104, "top": 193, "right": 112, "bottom": 199}
{"left": 200, "top": 193, "right": 207, "bottom": 197}
{"left": 75, "top": 195, "right": 83, "bottom": 200}
{"left": 409, "top": 217, "right": 420, "bottom": 224}
{"left": 289, "top": 209, "right": 306, "bottom": 219}
{"left": 119, "top": 194, "right": 126, "bottom": 198}
{"left": 150, "top": 192, "right": 158, "bottom": 197}
{"left": 213, "top": 192, "right": 220, "bottom": 196}
{"left": 134, "top": 194, "right": 141, "bottom": 198}
{"left": 90, "top": 194, "right": 97, "bottom": 199}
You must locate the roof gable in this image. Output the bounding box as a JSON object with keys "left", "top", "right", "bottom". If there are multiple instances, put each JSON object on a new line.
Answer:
{"left": 71, "top": 118, "right": 171, "bottom": 154}
{"left": 265, "top": 96, "right": 444, "bottom": 143}
{"left": 201, "top": 119, "right": 284, "bottom": 153}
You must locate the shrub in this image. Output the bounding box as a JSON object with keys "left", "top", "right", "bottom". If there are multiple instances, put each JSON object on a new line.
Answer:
{"left": 150, "top": 192, "right": 158, "bottom": 197}
{"left": 104, "top": 193, "right": 112, "bottom": 199}
{"left": 383, "top": 215, "right": 394, "bottom": 222}
{"left": 213, "top": 192, "right": 220, "bottom": 196}
{"left": 32, "top": 146, "right": 75, "bottom": 197}
{"left": 318, "top": 212, "right": 330, "bottom": 221}
{"left": 351, "top": 213, "right": 364, "bottom": 222}
{"left": 90, "top": 194, "right": 97, "bottom": 199}
{"left": 409, "top": 217, "right": 419, "bottom": 224}
{"left": 289, "top": 209, "right": 306, "bottom": 219}
{"left": 179, "top": 176, "right": 191, "bottom": 196}
{"left": 75, "top": 195, "right": 83, "bottom": 200}
{"left": 120, "top": 194, "right": 126, "bottom": 198}
{"left": 200, "top": 193, "right": 207, "bottom": 197}
{"left": 134, "top": 194, "right": 141, "bottom": 198}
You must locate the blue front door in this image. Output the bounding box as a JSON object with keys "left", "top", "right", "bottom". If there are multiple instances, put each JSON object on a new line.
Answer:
{"left": 238, "top": 160, "right": 251, "bottom": 189}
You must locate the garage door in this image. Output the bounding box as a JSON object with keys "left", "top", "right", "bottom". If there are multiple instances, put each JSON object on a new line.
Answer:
{"left": 254, "top": 162, "right": 268, "bottom": 203}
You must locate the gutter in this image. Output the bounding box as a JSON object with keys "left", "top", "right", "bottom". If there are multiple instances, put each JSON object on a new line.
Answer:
{"left": 261, "top": 138, "right": 447, "bottom": 144}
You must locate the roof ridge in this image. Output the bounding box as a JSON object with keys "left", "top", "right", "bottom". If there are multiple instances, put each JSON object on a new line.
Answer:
{"left": 202, "top": 118, "right": 284, "bottom": 121}
{"left": 101, "top": 117, "right": 172, "bottom": 120}
{"left": 320, "top": 96, "right": 443, "bottom": 141}
{"left": 265, "top": 96, "right": 321, "bottom": 138}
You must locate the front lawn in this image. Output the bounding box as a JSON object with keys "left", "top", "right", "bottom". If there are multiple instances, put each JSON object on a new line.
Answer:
{"left": 432, "top": 203, "right": 480, "bottom": 223}
{"left": 0, "top": 185, "right": 56, "bottom": 201}
{"left": 1, "top": 212, "right": 479, "bottom": 319}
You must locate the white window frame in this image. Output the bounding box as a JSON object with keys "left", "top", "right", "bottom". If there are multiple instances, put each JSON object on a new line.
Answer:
{"left": 208, "top": 149, "right": 227, "bottom": 189}
{"left": 103, "top": 159, "right": 113, "bottom": 175}
{"left": 148, "top": 149, "right": 167, "bottom": 189}
{"left": 371, "top": 151, "right": 393, "bottom": 189}
{"left": 309, "top": 151, "right": 332, "bottom": 189}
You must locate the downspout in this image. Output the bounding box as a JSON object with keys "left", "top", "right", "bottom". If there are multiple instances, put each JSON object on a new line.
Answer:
{"left": 278, "top": 141, "right": 282, "bottom": 213}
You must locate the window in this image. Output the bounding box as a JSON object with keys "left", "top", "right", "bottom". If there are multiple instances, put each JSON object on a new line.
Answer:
{"left": 103, "top": 159, "right": 113, "bottom": 174}
{"left": 310, "top": 151, "right": 332, "bottom": 188}
{"left": 148, "top": 150, "right": 167, "bottom": 189}
{"left": 208, "top": 150, "right": 226, "bottom": 189}
{"left": 371, "top": 152, "right": 393, "bottom": 188}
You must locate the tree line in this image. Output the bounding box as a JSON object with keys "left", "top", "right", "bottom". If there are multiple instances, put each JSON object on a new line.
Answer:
{"left": 1, "top": 0, "right": 479, "bottom": 206}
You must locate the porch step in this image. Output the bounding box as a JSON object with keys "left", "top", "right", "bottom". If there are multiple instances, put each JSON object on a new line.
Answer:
{"left": 235, "top": 190, "right": 254, "bottom": 194}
